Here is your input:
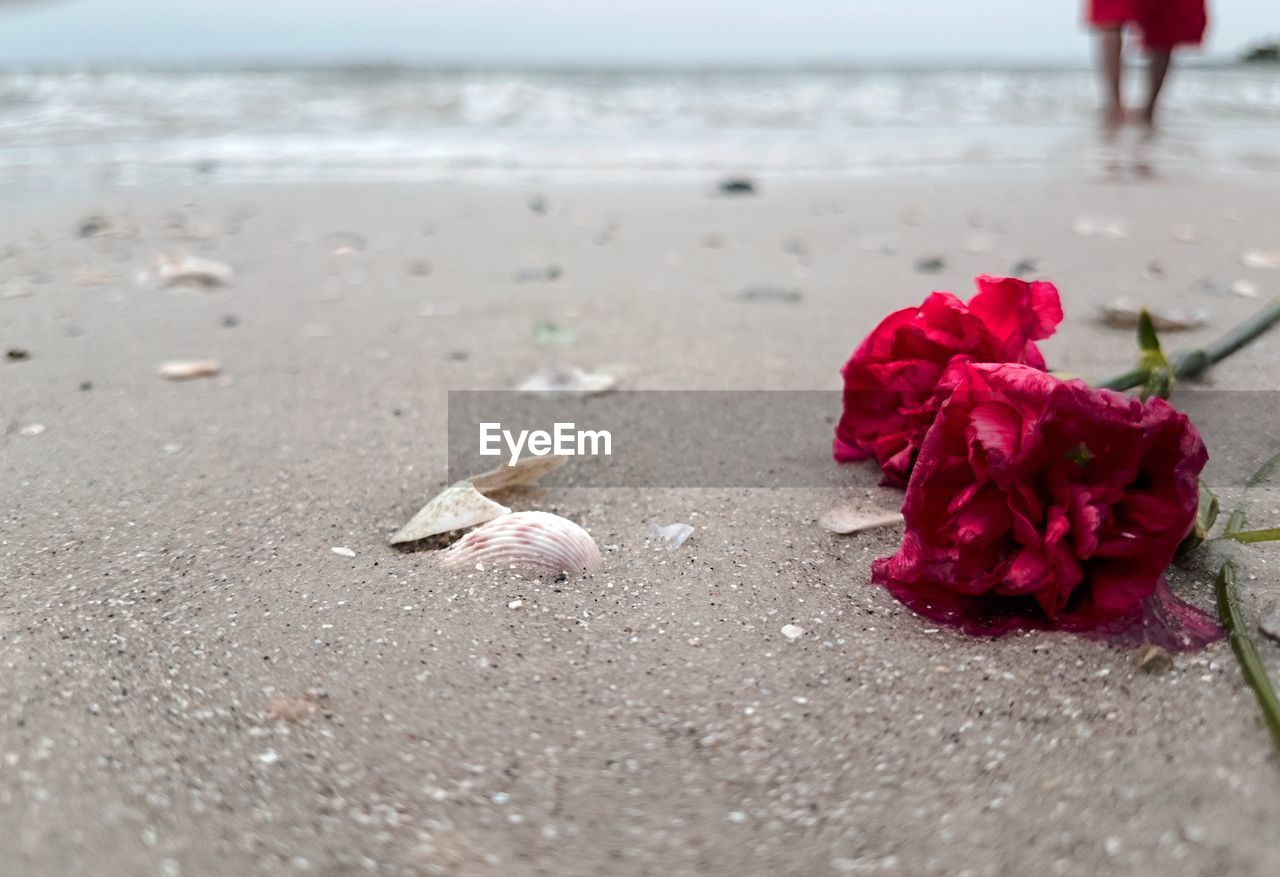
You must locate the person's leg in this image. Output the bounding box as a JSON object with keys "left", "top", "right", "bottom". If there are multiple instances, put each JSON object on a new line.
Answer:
{"left": 1095, "top": 27, "right": 1127, "bottom": 135}
{"left": 1140, "top": 50, "right": 1173, "bottom": 134}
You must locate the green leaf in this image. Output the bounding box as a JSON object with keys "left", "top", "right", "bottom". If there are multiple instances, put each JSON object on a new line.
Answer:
{"left": 1215, "top": 561, "right": 1280, "bottom": 751}
{"left": 1224, "top": 508, "right": 1248, "bottom": 539}
{"left": 1229, "top": 528, "right": 1280, "bottom": 544}
{"left": 1137, "top": 309, "right": 1162, "bottom": 356}
{"left": 1136, "top": 310, "right": 1173, "bottom": 400}
{"left": 1245, "top": 448, "right": 1280, "bottom": 488}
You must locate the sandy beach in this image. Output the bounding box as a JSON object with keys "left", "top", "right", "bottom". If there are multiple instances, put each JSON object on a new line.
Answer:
{"left": 3, "top": 175, "right": 1280, "bottom": 876}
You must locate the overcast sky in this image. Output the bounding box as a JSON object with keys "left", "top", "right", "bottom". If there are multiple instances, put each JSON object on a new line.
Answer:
{"left": 0, "top": 0, "right": 1274, "bottom": 66}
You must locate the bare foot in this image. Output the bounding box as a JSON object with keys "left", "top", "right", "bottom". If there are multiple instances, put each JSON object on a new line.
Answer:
{"left": 1136, "top": 107, "right": 1157, "bottom": 140}
{"left": 1102, "top": 104, "right": 1127, "bottom": 140}
{"left": 1100, "top": 105, "right": 1127, "bottom": 173}
{"left": 1133, "top": 111, "right": 1158, "bottom": 176}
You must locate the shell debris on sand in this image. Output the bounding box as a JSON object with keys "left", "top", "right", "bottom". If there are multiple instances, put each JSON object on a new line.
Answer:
{"left": 159, "top": 359, "right": 221, "bottom": 381}
{"left": 1242, "top": 249, "right": 1280, "bottom": 270}
{"left": 517, "top": 366, "right": 616, "bottom": 396}
{"left": 389, "top": 457, "right": 566, "bottom": 547}
{"left": 819, "top": 507, "right": 904, "bottom": 535}
{"left": 650, "top": 522, "right": 694, "bottom": 549}
{"left": 1229, "top": 279, "right": 1261, "bottom": 298}
{"left": 1134, "top": 644, "right": 1174, "bottom": 675}
{"left": 388, "top": 482, "right": 511, "bottom": 546}
{"left": 470, "top": 454, "right": 567, "bottom": 495}
{"left": 1098, "top": 298, "right": 1207, "bottom": 332}
{"left": 438, "top": 511, "right": 602, "bottom": 575}
{"left": 148, "top": 254, "right": 235, "bottom": 288}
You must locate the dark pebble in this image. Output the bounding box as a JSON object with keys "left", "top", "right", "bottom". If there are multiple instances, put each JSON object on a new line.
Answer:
{"left": 6, "top": 347, "right": 30, "bottom": 361}
{"left": 78, "top": 215, "right": 108, "bottom": 237}
{"left": 718, "top": 177, "right": 756, "bottom": 196}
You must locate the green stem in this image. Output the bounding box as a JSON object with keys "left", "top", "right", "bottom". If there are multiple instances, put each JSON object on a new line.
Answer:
{"left": 1224, "top": 508, "right": 1248, "bottom": 539}
{"left": 1098, "top": 296, "right": 1280, "bottom": 391}
{"left": 1228, "top": 528, "right": 1280, "bottom": 544}
{"left": 1215, "top": 561, "right": 1280, "bottom": 751}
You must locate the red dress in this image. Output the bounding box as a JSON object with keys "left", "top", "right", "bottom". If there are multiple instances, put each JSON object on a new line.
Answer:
{"left": 1088, "top": 0, "right": 1207, "bottom": 51}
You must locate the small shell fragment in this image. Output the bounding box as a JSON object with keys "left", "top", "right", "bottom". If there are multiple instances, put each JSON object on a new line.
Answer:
{"left": 470, "top": 454, "right": 567, "bottom": 495}
{"left": 650, "top": 522, "right": 694, "bottom": 549}
{"left": 1098, "top": 298, "right": 1207, "bottom": 332}
{"left": 159, "top": 359, "right": 221, "bottom": 380}
{"left": 438, "top": 511, "right": 602, "bottom": 575}
{"left": 1242, "top": 249, "right": 1280, "bottom": 270}
{"left": 1230, "top": 279, "right": 1260, "bottom": 299}
{"left": 517, "top": 366, "right": 616, "bottom": 396}
{"left": 389, "top": 482, "right": 511, "bottom": 545}
{"left": 819, "top": 508, "right": 904, "bottom": 535}
{"left": 153, "top": 254, "right": 235, "bottom": 287}
{"left": 1134, "top": 643, "right": 1173, "bottom": 675}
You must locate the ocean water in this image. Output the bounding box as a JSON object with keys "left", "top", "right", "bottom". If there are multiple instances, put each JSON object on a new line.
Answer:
{"left": 0, "top": 65, "right": 1277, "bottom": 189}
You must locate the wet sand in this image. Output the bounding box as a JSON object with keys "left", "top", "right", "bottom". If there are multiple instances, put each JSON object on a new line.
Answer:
{"left": 2, "top": 177, "right": 1280, "bottom": 876}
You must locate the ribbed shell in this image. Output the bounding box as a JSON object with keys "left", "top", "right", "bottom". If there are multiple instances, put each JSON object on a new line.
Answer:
{"left": 438, "top": 511, "right": 602, "bottom": 575}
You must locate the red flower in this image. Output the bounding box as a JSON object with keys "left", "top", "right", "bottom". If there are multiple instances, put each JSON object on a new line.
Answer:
{"left": 873, "top": 363, "right": 1220, "bottom": 650}
{"left": 834, "top": 275, "right": 1063, "bottom": 486}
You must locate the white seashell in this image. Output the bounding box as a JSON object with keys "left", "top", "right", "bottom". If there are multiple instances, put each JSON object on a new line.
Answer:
{"left": 650, "top": 522, "right": 694, "bottom": 548}
{"left": 1098, "top": 298, "right": 1207, "bottom": 332}
{"left": 1242, "top": 248, "right": 1280, "bottom": 270}
{"left": 438, "top": 511, "right": 602, "bottom": 575}
{"left": 1229, "top": 279, "right": 1261, "bottom": 298}
{"left": 517, "top": 366, "right": 616, "bottom": 396}
{"left": 159, "top": 359, "right": 221, "bottom": 380}
{"left": 470, "top": 454, "right": 567, "bottom": 495}
{"left": 153, "top": 254, "right": 235, "bottom": 287}
{"left": 389, "top": 482, "right": 510, "bottom": 545}
{"left": 819, "top": 507, "right": 903, "bottom": 535}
